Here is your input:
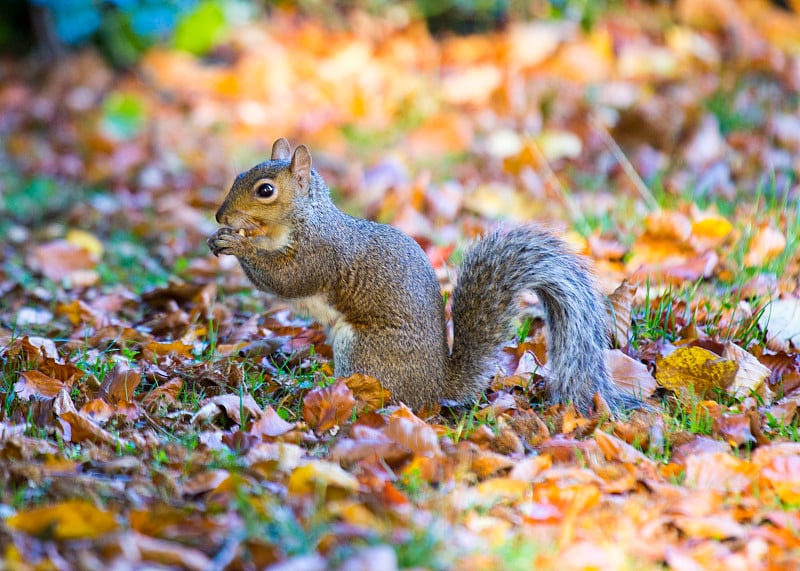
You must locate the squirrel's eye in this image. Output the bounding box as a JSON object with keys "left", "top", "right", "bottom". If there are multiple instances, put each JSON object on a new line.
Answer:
{"left": 255, "top": 182, "right": 275, "bottom": 198}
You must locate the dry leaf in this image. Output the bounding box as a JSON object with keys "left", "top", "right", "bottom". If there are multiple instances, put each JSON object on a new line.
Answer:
{"left": 607, "top": 280, "right": 636, "bottom": 347}
{"left": 385, "top": 404, "right": 442, "bottom": 457}
{"left": 7, "top": 500, "right": 118, "bottom": 539}
{"left": 192, "top": 394, "right": 263, "bottom": 426}
{"left": 249, "top": 405, "right": 295, "bottom": 438}
{"left": 343, "top": 373, "right": 391, "bottom": 412}
{"left": 722, "top": 342, "right": 770, "bottom": 397}
{"left": 303, "top": 378, "right": 356, "bottom": 433}
{"left": 14, "top": 370, "right": 69, "bottom": 399}
{"left": 607, "top": 349, "right": 657, "bottom": 399}
{"left": 99, "top": 364, "right": 142, "bottom": 405}
{"left": 287, "top": 461, "right": 360, "bottom": 497}
{"left": 656, "top": 346, "right": 738, "bottom": 398}
{"left": 744, "top": 224, "right": 786, "bottom": 268}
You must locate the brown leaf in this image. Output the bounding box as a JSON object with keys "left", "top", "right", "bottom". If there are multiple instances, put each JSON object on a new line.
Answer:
{"left": 248, "top": 405, "right": 295, "bottom": 438}
{"left": 27, "top": 239, "right": 100, "bottom": 284}
{"left": 192, "top": 394, "right": 263, "bottom": 426}
{"left": 711, "top": 413, "right": 755, "bottom": 447}
{"left": 384, "top": 404, "right": 442, "bottom": 457}
{"left": 343, "top": 373, "right": 391, "bottom": 412}
{"left": 722, "top": 342, "right": 771, "bottom": 398}
{"left": 53, "top": 390, "right": 121, "bottom": 445}
{"left": 594, "top": 429, "right": 654, "bottom": 467}
{"left": 79, "top": 398, "right": 115, "bottom": 423}
{"left": 14, "top": 370, "right": 68, "bottom": 399}
{"left": 607, "top": 280, "right": 636, "bottom": 348}
{"left": 607, "top": 349, "right": 657, "bottom": 399}
{"left": 98, "top": 364, "right": 142, "bottom": 405}
{"left": 303, "top": 378, "right": 356, "bottom": 433}
{"left": 141, "top": 377, "right": 183, "bottom": 410}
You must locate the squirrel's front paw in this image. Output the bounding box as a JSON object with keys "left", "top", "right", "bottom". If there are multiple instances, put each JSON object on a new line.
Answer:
{"left": 208, "top": 227, "right": 251, "bottom": 257}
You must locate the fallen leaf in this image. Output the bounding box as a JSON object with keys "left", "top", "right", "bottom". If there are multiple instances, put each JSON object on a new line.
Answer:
{"left": 722, "top": 342, "right": 770, "bottom": 397}
{"left": 7, "top": 499, "right": 118, "bottom": 539}
{"left": 192, "top": 394, "right": 263, "bottom": 426}
{"left": 759, "top": 298, "right": 800, "bottom": 350}
{"left": 288, "top": 460, "right": 360, "bottom": 497}
{"left": 607, "top": 349, "right": 657, "bottom": 399}
{"left": 14, "top": 370, "right": 69, "bottom": 399}
{"left": 343, "top": 373, "right": 391, "bottom": 412}
{"left": 385, "top": 404, "right": 442, "bottom": 457}
{"left": 744, "top": 224, "right": 786, "bottom": 268}
{"left": 607, "top": 280, "right": 636, "bottom": 347}
{"left": 249, "top": 405, "right": 295, "bottom": 438}
{"left": 656, "top": 346, "right": 738, "bottom": 398}
{"left": 98, "top": 363, "right": 142, "bottom": 404}
{"left": 303, "top": 378, "right": 356, "bottom": 433}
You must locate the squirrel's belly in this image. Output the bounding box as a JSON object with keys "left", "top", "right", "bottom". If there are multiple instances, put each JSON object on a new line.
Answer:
{"left": 291, "top": 294, "right": 342, "bottom": 327}
{"left": 291, "top": 295, "right": 355, "bottom": 370}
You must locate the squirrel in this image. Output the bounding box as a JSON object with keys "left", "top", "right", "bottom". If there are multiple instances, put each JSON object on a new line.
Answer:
{"left": 208, "top": 138, "right": 642, "bottom": 413}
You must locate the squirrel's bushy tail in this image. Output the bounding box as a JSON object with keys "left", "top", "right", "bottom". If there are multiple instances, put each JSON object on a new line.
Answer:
{"left": 445, "top": 226, "right": 641, "bottom": 412}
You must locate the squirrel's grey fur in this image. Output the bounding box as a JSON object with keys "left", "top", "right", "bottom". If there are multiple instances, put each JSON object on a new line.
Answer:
{"left": 208, "top": 139, "right": 641, "bottom": 412}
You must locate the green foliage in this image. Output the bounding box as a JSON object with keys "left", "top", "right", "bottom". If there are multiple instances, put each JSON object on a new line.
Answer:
{"left": 24, "top": 0, "right": 229, "bottom": 64}
{"left": 173, "top": 1, "right": 227, "bottom": 55}
{"left": 100, "top": 92, "right": 148, "bottom": 141}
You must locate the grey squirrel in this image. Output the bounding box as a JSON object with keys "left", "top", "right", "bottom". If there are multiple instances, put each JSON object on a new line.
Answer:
{"left": 208, "top": 138, "right": 641, "bottom": 412}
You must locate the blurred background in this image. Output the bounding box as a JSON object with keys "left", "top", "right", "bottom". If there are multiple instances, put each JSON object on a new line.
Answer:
{"left": 1, "top": 0, "right": 799, "bottom": 296}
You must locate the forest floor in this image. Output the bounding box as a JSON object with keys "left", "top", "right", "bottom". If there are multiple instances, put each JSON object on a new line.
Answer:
{"left": 2, "top": 2, "right": 800, "bottom": 569}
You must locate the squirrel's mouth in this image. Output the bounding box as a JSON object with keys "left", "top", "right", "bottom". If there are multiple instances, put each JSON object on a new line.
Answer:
{"left": 233, "top": 226, "right": 265, "bottom": 238}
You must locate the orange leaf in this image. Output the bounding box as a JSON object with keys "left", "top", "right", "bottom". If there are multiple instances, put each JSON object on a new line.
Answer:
{"left": 343, "top": 373, "right": 391, "bottom": 412}
{"left": 303, "top": 378, "right": 356, "bottom": 433}
{"left": 385, "top": 404, "right": 442, "bottom": 457}
{"left": 744, "top": 224, "right": 786, "bottom": 268}
{"left": 14, "top": 370, "right": 68, "bottom": 399}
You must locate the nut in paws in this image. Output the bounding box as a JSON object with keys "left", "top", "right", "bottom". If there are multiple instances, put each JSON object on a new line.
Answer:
{"left": 208, "top": 228, "right": 249, "bottom": 257}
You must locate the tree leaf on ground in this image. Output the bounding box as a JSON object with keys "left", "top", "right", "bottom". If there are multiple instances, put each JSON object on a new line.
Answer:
{"left": 14, "top": 370, "right": 70, "bottom": 399}
{"left": 343, "top": 373, "right": 391, "bottom": 412}
{"left": 192, "top": 393, "right": 263, "bottom": 427}
{"left": 607, "top": 349, "right": 657, "bottom": 399}
{"left": 656, "top": 346, "right": 738, "bottom": 398}
{"left": 722, "top": 342, "right": 771, "bottom": 398}
{"left": 7, "top": 500, "right": 118, "bottom": 540}
{"left": 384, "top": 405, "right": 442, "bottom": 457}
{"left": 607, "top": 280, "right": 636, "bottom": 348}
{"left": 98, "top": 364, "right": 142, "bottom": 405}
{"left": 303, "top": 378, "right": 356, "bottom": 433}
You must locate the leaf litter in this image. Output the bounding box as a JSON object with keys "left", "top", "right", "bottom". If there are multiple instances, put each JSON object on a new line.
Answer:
{"left": 1, "top": 2, "right": 800, "bottom": 570}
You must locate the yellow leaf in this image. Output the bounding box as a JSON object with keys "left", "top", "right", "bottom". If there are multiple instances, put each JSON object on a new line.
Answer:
{"left": 691, "top": 215, "right": 733, "bottom": 241}
{"left": 656, "top": 346, "right": 737, "bottom": 398}
{"left": 66, "top": 229, "right": 104, "bottom": 258}
{"left": 7, "top": 500, "right": 118, "bottom": 539}
{"left": 287, "top": 461, "right": 360, "bottom": 497}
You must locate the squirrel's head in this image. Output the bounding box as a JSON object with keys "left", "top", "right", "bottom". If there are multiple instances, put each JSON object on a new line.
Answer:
{"left": 215, "top": 138, "right": 317, "bottom": 250}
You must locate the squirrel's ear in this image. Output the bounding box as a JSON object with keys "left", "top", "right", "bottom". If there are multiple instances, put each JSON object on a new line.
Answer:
{"left": 271, "top": 138, "right": 291, "bottom": 161}
{"left": 290, "top": 145, "right": 312, "bottom": 190}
